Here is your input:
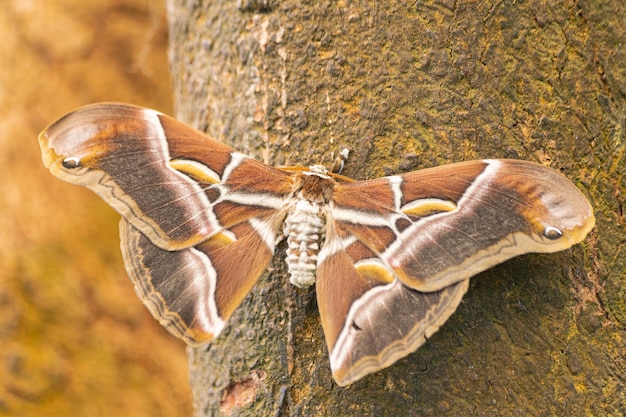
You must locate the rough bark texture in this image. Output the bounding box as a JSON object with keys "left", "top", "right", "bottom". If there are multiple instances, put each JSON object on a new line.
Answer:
{"left": 167, "top": 0, "right": 625, "bottom": 415}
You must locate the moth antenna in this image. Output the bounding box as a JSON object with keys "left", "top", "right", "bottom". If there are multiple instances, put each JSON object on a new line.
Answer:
{"left": 330, "top": 146, "right": 350, "bottom": 174}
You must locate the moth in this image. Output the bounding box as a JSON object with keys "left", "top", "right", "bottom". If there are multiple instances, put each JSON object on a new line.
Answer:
{"left": 39, "top": 103, "right": 595, "bottom": 386}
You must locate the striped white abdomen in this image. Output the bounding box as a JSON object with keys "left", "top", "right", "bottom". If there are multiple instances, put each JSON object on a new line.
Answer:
{"left": 283, "top": 199, "right": 326, "bottom": 288}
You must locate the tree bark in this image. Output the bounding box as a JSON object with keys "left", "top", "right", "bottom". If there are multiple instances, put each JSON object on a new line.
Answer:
{"left": 167, "top": 0, "right": 625, "bottom": 415}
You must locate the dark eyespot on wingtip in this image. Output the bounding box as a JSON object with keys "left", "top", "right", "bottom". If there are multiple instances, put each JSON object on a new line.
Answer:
{"left": 544, "top": 226, "right": 563, "bottom": 240}
{"left": 62, "top": 157, "right": 81, "bottom": 169}
{"left": 350, "top": 321, "right": 362, "bottom": 332}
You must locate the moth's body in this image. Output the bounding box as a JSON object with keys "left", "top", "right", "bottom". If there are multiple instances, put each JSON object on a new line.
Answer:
{"left": 282, "top": 167, "right": 335, "bottom": 288}
{"left": 38, "top": 103, "right": 595, "bottom": 386}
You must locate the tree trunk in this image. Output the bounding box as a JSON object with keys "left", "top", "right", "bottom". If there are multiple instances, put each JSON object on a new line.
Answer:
{"left": 166, "top": 0, "right": 625, "bottom": 415}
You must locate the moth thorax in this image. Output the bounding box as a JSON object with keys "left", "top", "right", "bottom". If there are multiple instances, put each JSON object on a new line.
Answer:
{"left": 283, "top": 199, "right": 326, "bottom": 288}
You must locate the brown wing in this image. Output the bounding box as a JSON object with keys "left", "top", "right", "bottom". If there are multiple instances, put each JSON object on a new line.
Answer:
{"left": 120, "top": 215, "right": 279, "bottom": 344}
{"left": 331, "top": 159, "right": 595, "bottom": 292}
{"left": 38, "top": 102, "right": 293, "bottom": 250}
{"left": 315, "top": 218, "right": 469, "bottom": 386}
{"left": 316, "top": 159, "right": 594, "bottom": 385}
{"left": 39, "top": 103, "right": 294, "bottom": 343}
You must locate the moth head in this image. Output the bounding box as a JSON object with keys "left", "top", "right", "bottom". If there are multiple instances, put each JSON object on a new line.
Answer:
{"left": 297, "top": 169, "right": 336, "bottom": 203}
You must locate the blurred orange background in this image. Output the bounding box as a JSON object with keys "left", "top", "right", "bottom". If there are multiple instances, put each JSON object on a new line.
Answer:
{"left": 1, "top": 1, "right": 193, "bottom": 415}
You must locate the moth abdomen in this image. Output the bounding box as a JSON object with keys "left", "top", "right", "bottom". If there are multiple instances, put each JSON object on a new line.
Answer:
{"left": 284, "top": 198, "right": 327, "bottom": 288}
{"left": 283, "top": 169, "right": 337, "bottom": 288}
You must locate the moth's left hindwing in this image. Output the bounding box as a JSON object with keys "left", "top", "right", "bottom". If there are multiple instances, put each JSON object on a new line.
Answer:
{"left": 39, "top": 103, "right": 293, "bottom": 342}
{"left": 120, "top": 217, "right": 276, "bottom": 344}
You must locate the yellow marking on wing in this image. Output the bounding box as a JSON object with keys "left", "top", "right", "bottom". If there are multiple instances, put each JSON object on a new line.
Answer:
{"left": 401, "top": 199, "right": 457, "bottom": 217}
{"left": 170, "top": 159, "right": 221, "bottom": 183}
{"left": 206, "top": 230, "right": 237, "bottom": 248}
{"left": 355, "top": 259, "right": 395, "bottom": 285}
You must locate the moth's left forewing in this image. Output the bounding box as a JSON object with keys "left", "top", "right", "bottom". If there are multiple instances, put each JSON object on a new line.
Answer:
{"left": 38, "top": 103, "right": 225, "bottom": 250}
{"left": 38, "top": 103, "right": 295, "bottom": 251}
{"left": 155, "top": 109, "right": 295, "bottom": 201}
